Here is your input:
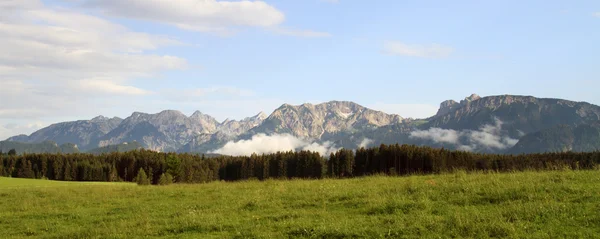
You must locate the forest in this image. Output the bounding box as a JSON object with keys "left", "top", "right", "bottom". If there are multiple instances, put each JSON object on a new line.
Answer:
{"left": 1, "top": 145, "right": 600, "bottom": 185}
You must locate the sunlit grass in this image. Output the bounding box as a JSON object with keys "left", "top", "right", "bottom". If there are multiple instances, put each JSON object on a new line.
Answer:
{"left": 1, "top": 170, "right": 599, "bottom": 238}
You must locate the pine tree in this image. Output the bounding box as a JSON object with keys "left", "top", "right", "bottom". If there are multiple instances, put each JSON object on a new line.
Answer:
{"left": 136, "top": 168, "right": 151, "bottom": 185}
{"left": 158, "top": 173, "right": 173, "bottom": 185}
{"left": 165, "top": 173, "right": 174, "bottom": 184}
{"left": 109, "top": 165, "right": 119, "bottom": 182}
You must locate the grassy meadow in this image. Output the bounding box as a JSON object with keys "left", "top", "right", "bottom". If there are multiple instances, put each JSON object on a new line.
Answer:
{"left": 1, "top": 170, "right": 600, "bottom": 238}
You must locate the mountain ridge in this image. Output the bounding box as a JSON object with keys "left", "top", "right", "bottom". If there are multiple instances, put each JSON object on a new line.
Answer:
{"left": 6, "top": 94, "right": 600, "bottom": 155}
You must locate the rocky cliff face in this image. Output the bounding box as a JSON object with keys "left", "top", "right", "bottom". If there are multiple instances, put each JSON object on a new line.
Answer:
{"left": 179, "top": 112, "right": 269, "bottom": 153}
{"left": 248, "top": 101, "right": 403, "bottom": 139}
{"left": 435, "top": 94, "right": 480, "bottom": 117}
{"left": 436, "top": 100, "right": 459, "bottom": 117}
{"left": 190, "top": 111, "right": 221, "bottom": 134}
{"left": 96, "top": 110, "right": 222, "bottom": 151}
{"left": 219, "top": 112, "right": 268, "bottom": 137}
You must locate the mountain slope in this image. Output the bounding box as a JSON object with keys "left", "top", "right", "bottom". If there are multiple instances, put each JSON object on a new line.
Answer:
{"left": 87, "top": 141, "right": 144, "bottom": 154}
{"left": 7, "top": 116, "right": 122, "bottom": 150}
{"left": 95, "top": 110, "right": 208, "bottom": 151}
{"left": 179, "top": 112, "right": 268, "bottom": 153}
{"left": 0, "top": 141, "right": 79, "bottom": 154}
{"left": 508, "top": 122, "right": 600, "bottom": 154}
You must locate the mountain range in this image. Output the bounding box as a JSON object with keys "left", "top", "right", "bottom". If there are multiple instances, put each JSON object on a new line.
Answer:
{"left": 4, "top": 94, "right": 600, "bottom": 155}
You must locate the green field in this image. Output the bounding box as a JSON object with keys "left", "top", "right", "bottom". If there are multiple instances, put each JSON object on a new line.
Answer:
{"left": 1, "top": 170, "right": 600, "bottom": 238}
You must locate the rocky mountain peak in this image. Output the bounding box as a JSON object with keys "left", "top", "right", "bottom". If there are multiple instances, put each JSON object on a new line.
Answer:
{"left": 90, "top": 115, "right": 122, "bottom": 123}
{"left": 436, "top": 100, "right": 459, "bottom": 116}
{"left": 436, "top": 94, "right": 482, "bottom": 117}
{"left": 213, "top": 112, "right": 269, "bottom": 139}
{"left": 91, "top": 115, "right": 109, "bottom": 122}
{"left": 157, "top": 110, "right": 185, "bottom": 118}
{"left": 130, "top": 112, "right": 147, "bottom": 119}
{"left": 190, "top": 110, "right": 205, "bottom": 118}
{"left": 190, "top": 110, "right": 219, "bottom": 123}
{"left": 460, "top": 93, "right": 481, "bottom": 104}
{"left": 248, "top": 112, "right": 268, "bottom": 121}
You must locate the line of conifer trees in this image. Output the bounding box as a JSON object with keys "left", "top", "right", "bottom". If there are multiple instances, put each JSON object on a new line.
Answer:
{"left": 1, "top": 144, "right": 599, "bottom": 184}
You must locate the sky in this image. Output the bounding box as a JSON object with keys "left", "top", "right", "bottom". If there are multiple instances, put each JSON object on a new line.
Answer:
{"left": 1, "top": 0, "right": 600, "bottom": 140}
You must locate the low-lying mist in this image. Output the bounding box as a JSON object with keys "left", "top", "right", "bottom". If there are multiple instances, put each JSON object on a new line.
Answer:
{"left": 409, "top": 118, "right": 519, "bottom": 151}
{"left": 210, "top": 133, "right": 341, "bottom": 156}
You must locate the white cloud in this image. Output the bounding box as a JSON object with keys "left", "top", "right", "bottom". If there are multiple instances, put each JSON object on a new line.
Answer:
{"left": 270, "top": 27, "right": 332, "bottom": 38}
{"left": 358, "top": 138, "right": 374, "bottom": 148}
{"left": 594, "top": 12, "right": 600, "bottom": 18}
{"left": 0, "top": 1, "right": 187, "bottom": 121}
{"left": 76, "top": 79, "right": 152, "bottom": 96}
{"left": 210, "top": 133, "right": 339, "bottom": 156}
{"left": 80, "top": 0, "right": 331, "bottom": 37}
{"left": 82, "top": 0, "right": 285, "bottom": 33}
{"left": 0, "top": 0, "right": 41, "bottom": 10}
{"left": 383, "top": 41, "right": 454, "bottom": 59}
{"left": 302, "top": 141, "right": 339, "bottom": 155}
{"left": 409, "top": 118, "right": 519, "bottom": 151}
{"left": 410, "top": 128, "right": 461, "bottom": 144}
{"left": 320, "top": 0, "right": 339, "bottom": 3}
{"left": 0, "top": 0, "right": 191, "bottom": 138}
{"left": 467, "top": 119, "right": 517, "bottom": 149}
{"left": 369, "top": 103, "right": 438, "bottom": 119}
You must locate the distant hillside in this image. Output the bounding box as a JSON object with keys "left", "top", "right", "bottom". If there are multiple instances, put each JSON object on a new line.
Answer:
{"left": 7, "top": 116, "right": 122, "bottom": 151}
{"left": 86, "top": 141, "right": 144, "bottom": 155}
{"left": 508, "top": 122, "right": 600, "bottom": 154}
{"left": 0, "top": 141, "right": 79, "bottom": 155}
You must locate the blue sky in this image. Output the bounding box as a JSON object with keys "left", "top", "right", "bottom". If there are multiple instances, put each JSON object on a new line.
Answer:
{"left": 1, "top": 0, "right": 599, "bottom": 139}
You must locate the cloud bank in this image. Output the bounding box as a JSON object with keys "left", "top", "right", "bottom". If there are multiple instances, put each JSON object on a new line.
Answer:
{"left": 82, "top": 0, "right": 285, "bottom": 35}
{"left": 210, "top": 133, "right": 339, "bottom": 156}
{"left": 0, "top": 0, "right": 186, "bottom": 121}
{"left": 409, "top": 118, "right": 518, "bottom": 151}
{"left": 81, "top": 0, "right": 329, "bottom": 37}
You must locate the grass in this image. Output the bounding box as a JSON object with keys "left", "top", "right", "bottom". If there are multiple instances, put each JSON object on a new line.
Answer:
{"left": 1, "top": 170, "right": 600, "bottom": 238}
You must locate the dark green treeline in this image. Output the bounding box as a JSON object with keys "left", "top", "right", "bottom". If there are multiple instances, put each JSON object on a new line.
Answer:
{"left": 1, "top": 144, "right": 599, "bottom": 184}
